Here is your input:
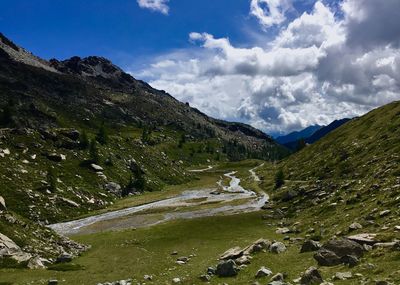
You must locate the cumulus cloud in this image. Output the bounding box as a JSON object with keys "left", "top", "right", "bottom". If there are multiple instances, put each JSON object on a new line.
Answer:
{"left": 133, "top": 0, "right": 400, "bottom": 135}
{"left": 137, "top": 0, "right": 169, "bottom": 15}
{"left": 250, "top": 0, "right": 292, "bottom": 28}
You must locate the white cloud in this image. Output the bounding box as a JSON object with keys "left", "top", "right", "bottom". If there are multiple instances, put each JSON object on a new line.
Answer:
{"left": 250, "top": 0, "right": 292, "bottom": 28}
{"left": 137, "top": 0, "right": 169, "bottom": 15}
{"left": 132, "top": 0, "right": 400, "bottom": 135}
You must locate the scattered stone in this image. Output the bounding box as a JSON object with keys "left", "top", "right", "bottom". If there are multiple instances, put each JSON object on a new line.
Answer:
{"left": 276, "top": 227, "right": 291, "bottom": 234}
{"left": 171, "top": 251, "right": 178, "bottom": 255}
{"left": 349, "top": 222, "right": 363, "bottom": 231}
{"left": 216, "top": 259, "right": 238, "bottom": 277}
{"left": 172, "top": 277, "right": 181, "bottom": 284}
{"left": 340, "top": 255, "right": 359, "bottom": 267}
{"left": 0, "top": 233, "right": 32, "bottom": 263}
{"left": 48, "top": 280, "right": 58, "bottom": 285}
{"left": 27, "top": 256, "right": 49, "bottom": 269}
{"left": 243, "top": 238, "right": 271, "bottom": 255}
{"left": 104, "top": 182, "right": 122, "bottom": 195}
{"left": 270, "top": 242, "right": 287, "bottom": 254}
{"left": 56, "top": 252, "right": 73, "bottom": 263}
{"left": 300, "top": 240, "right": 321, "bottom": 253}
{"left": 46, "top": 153, "right": 63, "bottom": 162}
{"left": 90, "top": 164, "right": 104, "bottom": 172}
{"left": 375, "top": 281, "right": 389, "bottom": 285}
{"left": 333, "top": 272, "right": 353, "bottom": 280}
{"left": 220, "top": 246, "right": 244, "bottom": 260}
{"left": 236, "top": 254, "right": 252, "bottom": 265}
{"left": 60, "top": 197, "right": 80, "bottom": 207}
{"left": 271, "top": 273, "right": 285, "bottom": 282}
{"left": 144, "top": 275, "right": 153, "bottom": 281}
{"left": 347, "top": 233, "right": 377, "bottom": 245}
{"left": 379, "top": 210, "right": 391, "bottom": 217}
{"left": 0, "top": 195, "right": 6, "bottom": 211}
{"left": 255, "top": 266, "right": 273, "bottom": 278}
{"left": 300, "top": 266, "right": 323, "bottom": 285}
{"left": 199, "top": 274, "right": 211, "bottom": 282}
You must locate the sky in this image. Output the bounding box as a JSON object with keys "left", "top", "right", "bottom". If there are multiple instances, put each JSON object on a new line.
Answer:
{"left": 1, "top": 0, "right": 400, "bottom": 136}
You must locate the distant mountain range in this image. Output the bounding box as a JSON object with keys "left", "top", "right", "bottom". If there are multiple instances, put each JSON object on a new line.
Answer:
{"left": 276, "top": 119, "right": 352, "bottom": 150}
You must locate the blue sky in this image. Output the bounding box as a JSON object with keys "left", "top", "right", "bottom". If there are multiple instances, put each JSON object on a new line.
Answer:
{"left": 1, "top": 0, "right": 400, "bottom": 136}
{"left": 1, "top": 0, "right": 315, "bottom": 69}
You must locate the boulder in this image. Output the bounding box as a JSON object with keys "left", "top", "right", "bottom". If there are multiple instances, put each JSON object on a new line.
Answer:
{"left": 349, "top": 222, "right": 363, "bottom": 231}
{"left": 0, "top": 233, "right": 32, "bottom": 263}
{"left": 300, "top": 240, "right": 321, "bottom": 253}
{"left": 347, "top": 233, "right": 377, "bottom": 245}
{"left": 270, "top": 242, "right": 287, "bottom": 254}
{"left": 27, "top": 256, "right": 49, "bottom": 269}
{"left": 300, "top": 266, "right": 323, "bottom": 285}
{"left": 56, "top": 253, "right": 73, "bottom": 263}
{"left": 104, "top": 182, "right": 122, "bottom": 196}
{"left": 220, "top": 246, "right": 243, "bottom": 260}
{"left": 276, "top": 227, "right": 291, "bottom": 234}
{"left": 333, "top": 272, "right": 352, "bottom": 280}
{"left": 91, "top": 164, "right": 104, "bottom": 172}
{"left": 216, "top": 259, "right": 238, "bottom": 277}
{"left": 340, "top": 255, "right": 359, "bottom": 267}
{"left": 235, "top": 254, "right": 252, "bottom": 265}
{"left": 322, "top": 238, "right": 365, "bottom": 258}
{"left": 270, "top": 273, "right": 285, "bottom": 282}
{"left": 0, "top": 195, "right": 6, "bottom": 211}
{"left": 255, "top": 266, "right": 273, "bottom": 278}
{"left": 243, "top": 238, "right": 271, "bottom": 255}
{"left": 314, "top": 249, "right": 341, "bottom": 266}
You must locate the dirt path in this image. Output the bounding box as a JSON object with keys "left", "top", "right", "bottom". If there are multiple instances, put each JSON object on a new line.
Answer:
{"left": 249, "top": 163, "right": 264, "bottom": 182}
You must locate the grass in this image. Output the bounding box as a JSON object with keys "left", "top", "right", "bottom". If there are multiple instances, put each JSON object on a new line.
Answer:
{"left": 1, "top": 161, "right": 399, "bottom": 284}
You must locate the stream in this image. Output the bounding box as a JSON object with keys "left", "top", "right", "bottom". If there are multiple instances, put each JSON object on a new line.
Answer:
{"left": 49, "top": 171, "right": 267, "bottom": 236}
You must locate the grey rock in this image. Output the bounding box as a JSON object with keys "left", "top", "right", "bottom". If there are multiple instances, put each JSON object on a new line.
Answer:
{"left": 322, "top": 238, "right": 365, "bottom": 258}
{"left": 91, "top": 163, "right": 104, "bottom": 172}
{"left": 270, "top": 242, "right": 287, "bottom": 254}
{"left": 0, "top": 233, "right": 32, "bottom": 263}
{"left": 0, "top": 196, "right": 6, "bottom": 211}
{"left": 340, "top": 254, "right": 359, "bottom": 267}
{"left": 271, "top": 273, "right": 285, "bottom": 281}
{"left": 216, "top": 259, "right": 238, "bottom": 277}
{"left": 48, "top": 280, "right": 58, "bottom": 285}
{"left": 300, "top": 266, "right": 323, "bottom": 285}
{"left": 220, "top": 246, "right": 243, "bottom": 260}
{"left": 104, "top": 182, "right": 122, "bottom": 195}
{"left": 199, "top": 274, "right": 211, "bottom": 282}
{"left": 300, "top": 240, "right": 321, "bottom": 253}
{"left": 314, "top": 249, "right": 342, "bottom": 266}
{"left": 255, "top": 266, "right": 273, "bottom": 278}
{"left": 207, "top": 266, "right": 216, "bottom": 275}
{"left": 379, "top": 210, "right": 391, "bottom": 217}
{"left": 56, "top": 252, "right": 73, "bottom": 263}
{"left": 243, "top": 238, "right": 271, "bottom": 255}
{"left": 349, "top": 222, "right": 363, "bottom": 231}
{"left": 235, "top": 254, "right": 252, "bottom": 265}
{"left": 333, "top": 272, "right": 352, "bottom": 280}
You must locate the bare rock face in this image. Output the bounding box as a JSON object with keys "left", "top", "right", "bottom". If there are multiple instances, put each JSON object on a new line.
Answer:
{"left": 0, "top": 233, "right": 32, "bottom": 263}
{"left": 220, "top": 246, "right": 244, "bottom": 260}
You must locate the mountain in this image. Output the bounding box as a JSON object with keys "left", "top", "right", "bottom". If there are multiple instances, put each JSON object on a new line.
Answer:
{"left": 275, "top": 125, "right": 322, "bottom": 145}
{"left": 277, "top": 119, "right": 351, "bottom": 150}
{"left": 305, "top": 118, "right": 351, "bottom": 144}
{"left": 0, "top": 33, "right": 288, "bottom": 264}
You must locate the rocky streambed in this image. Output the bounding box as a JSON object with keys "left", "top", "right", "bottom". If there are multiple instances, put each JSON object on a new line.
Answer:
{"left": 49, "top": 171, "right": 268, "bottom": 236}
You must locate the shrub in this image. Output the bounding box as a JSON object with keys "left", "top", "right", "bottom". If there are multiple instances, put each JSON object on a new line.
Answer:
{"left": 274, "top": 169, "right": 285, "bottom": 189}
